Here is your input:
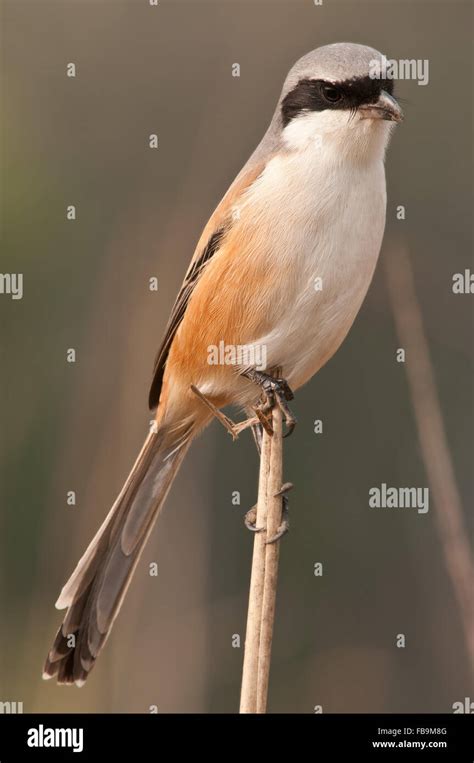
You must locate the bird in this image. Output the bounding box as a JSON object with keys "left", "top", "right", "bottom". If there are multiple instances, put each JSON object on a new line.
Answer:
{"left": 43, "top": 42, "right": 403, "bottom": 686}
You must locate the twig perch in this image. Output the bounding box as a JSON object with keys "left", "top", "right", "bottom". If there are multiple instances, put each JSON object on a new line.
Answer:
{"left": 240, "top": 406, "right": 284, "bottom": 713}
{"left": 190, "top": 384, "right": 287, "bottom": 712}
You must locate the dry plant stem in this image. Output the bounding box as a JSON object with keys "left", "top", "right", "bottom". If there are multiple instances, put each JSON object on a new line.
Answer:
{"left": 385, "top": 244, "right": 474, "bottom": 676}
{"left": 190, "top": 383, "right": 285, "bottom": 712}
{"left": 240, "top": 407, "right": 284, "bottom": 713}
{"left": 239, "top": 421, "right": 272, "bottom": 713}
{"left": 256, "top": 407, "right": 283, "bottom": 713}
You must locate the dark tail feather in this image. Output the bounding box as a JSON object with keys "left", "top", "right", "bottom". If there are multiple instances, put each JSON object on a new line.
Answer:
{"left": 43, "top": 425, "right": 192, "bottom": 686}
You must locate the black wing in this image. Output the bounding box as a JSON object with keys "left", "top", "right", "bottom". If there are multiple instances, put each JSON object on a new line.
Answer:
{"left": 148, "top": 227, "right": 226, "bottom": 410}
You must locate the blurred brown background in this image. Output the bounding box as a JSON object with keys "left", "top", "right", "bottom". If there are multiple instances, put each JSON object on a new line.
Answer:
{"left": 1, "top": 0, "right": 472, "bottom": 713}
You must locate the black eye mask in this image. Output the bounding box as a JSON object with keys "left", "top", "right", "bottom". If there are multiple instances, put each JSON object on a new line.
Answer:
{"left": 281, "top": 76, "right": 395, "bottom": 127}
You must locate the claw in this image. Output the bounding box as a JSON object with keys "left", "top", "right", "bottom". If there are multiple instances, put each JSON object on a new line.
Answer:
{"left": 282, "top": 412, "right": 297, "bottom": 438}
{"left": 274, "top": 482, "right": 294, "bottom": 498}
{"left": 244, "top": 505, "right": 264, "bottom": 533}
{"left": 245, "top": 486, "right": 293, "bottom": 542}
{"left": 274, "top": 394, "right": 297, "bottom": 438}
{"left": 265, "top": 522, "right": 289, "bottom": 545}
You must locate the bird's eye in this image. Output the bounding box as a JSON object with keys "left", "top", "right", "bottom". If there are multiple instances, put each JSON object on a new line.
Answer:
{"left": 322, "top": 84, "right": 342, "bottom": 103}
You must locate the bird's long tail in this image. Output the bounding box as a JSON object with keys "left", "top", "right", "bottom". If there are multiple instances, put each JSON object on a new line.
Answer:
{"left": 43, "top": 422, "right": 193, "bottom": 686}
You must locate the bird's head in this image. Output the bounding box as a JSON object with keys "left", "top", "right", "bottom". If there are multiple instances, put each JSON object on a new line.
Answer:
{"left": 278, "top": 43, "right": 403, "bottom": 162}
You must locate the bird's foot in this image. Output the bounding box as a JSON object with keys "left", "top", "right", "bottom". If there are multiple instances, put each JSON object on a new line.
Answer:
{"left": 244, "top": 482, "right": 293, "bottom": 543}
{"left": 244, "top": 505, "right": 264, "bottom": 533}
{"left": 243, "top": 369, "right": 297, "bottom": 437}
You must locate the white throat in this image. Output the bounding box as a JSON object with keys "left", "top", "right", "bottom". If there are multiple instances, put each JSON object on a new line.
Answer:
{"left": 282, "top": 110, "right": 393, "bottom": 166}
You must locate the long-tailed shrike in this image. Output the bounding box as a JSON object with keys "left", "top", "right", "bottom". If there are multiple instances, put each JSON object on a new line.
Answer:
{"left": 43, "top": 42, "right": 402, "bottom": 685}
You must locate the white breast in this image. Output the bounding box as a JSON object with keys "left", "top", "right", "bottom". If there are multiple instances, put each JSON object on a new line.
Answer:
{"left": 241, "top": 138, "right": 387, "bottom": 389}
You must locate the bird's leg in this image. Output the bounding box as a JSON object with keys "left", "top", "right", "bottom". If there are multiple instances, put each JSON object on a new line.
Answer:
{"left": 241, "top": 368, "right": 297, "bottom": 437}
{"left": 191, "top": 384, "right": 293, "bottom": 540}
{"left": 190, "top": 385, "right": 258, "bottom": 440}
